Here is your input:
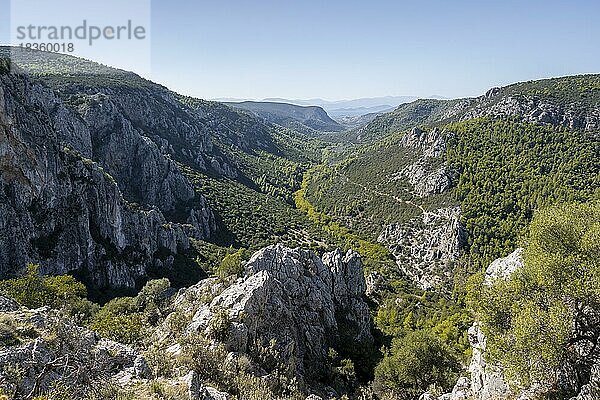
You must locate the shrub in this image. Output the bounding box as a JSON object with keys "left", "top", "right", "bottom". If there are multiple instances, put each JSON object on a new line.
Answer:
{"left": 90, "top": 279, "right": 175, "bottom": 346}
{"left": 0, "top": 265, "right": 96, "bottom": 323}
{"left": 478, "top": 202, "right": 600, "bottom": 388}
{"left": 216, "top": 249, "right": 245, "bottom": 279}
{"left": 373, "top": 331, "right": 460, "bottom": 400}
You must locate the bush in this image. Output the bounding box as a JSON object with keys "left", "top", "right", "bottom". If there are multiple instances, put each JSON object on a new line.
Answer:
{"left": 90, "top": 279, "right": 173, "bottom": 345}
{"left": 216, "top": 249, "right": 245, "bottom": 279}
{"left": 0, "top": 265, "right": 96, "bottom": 323}
{"left": 373, "top": 331, "right": 460, "bottom": 400}
{"left": 478, "top": 202, "right": 600, "bottom": 388}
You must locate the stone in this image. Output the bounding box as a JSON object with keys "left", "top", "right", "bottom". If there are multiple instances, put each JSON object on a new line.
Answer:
{"left": 181, "top": 245, "right": 373, "bottom": 380}
{"left": 0, "top": 303, "right": 149, "bottom": 396}
{"left": 0, "top": 70, "right": 210, "bottom": 291}
{"left": 0, "top": 295, "right": 19, "bottom": 312}
{"left": 484, "top": 248, "right": 524, "bottom": 286}
{"left": 183, "top": 370, "right": 202, "bottom": 400}
{"left": 378, "top": 207, "right": 466, "bottom": 290}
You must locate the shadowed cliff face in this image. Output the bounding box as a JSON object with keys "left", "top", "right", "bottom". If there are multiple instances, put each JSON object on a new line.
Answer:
{"left": 0, "top": 66, "right": 213, "bottom": 297}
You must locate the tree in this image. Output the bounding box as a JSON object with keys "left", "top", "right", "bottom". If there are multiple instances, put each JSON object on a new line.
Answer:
{"left": 478, "top": 202, "right": 600, "bottom": 390}
{"left": 216, "top": 249, "right": 245, "bottom": 279}
{"left": 373, "top": 331, "right": 460, "bottom": 399}
{"left": 0, "top": 264, "right": 95, "bottom": 323}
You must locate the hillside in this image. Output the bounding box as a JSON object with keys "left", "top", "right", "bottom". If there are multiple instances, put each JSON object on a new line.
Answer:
{"left": 0, "top": 49, "right": 599, "bottom": 400}
{"left": 350, "top": 74, "right": 600, "bottom": 143}
{"left": 0, "top": 48, "right": 340, "bottom": 298}
{"left": 226, "top": 100, "right": 345, "bottom": 134}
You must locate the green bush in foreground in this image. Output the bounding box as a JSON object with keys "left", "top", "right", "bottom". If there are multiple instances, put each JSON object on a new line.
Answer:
{"left": 373, "top": 331, "right": 460, "bottom": 400}
{"left": 0, "top": 264, "right": 97, "bottom": 324}
{"left": 478, "top": 202, "right": 600, "bottom": 389}
{"left": 90, "top": 278, "right": 172, "bottom": 346}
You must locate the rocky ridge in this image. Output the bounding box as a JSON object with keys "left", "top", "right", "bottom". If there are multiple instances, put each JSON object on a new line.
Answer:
{"left": 0, "top": 294, "right": 150, "bottom": 398}
{"left": 378, "top": 207, "right": 466, "bottom": 290}
{"left": 378, "top": 127, "right": 465, "bottom": 289}
{"left": 0, "top": 62, "right": 210, "bottom": 293}
{"left": 0, "top": 244, "right": 373, "bottom": 399}
{"left": 170, "top": 244, "right": 373, "bottom": 382}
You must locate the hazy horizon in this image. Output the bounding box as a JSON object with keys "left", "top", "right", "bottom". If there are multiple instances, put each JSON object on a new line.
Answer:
{"left": 1, "top": 0, "right": 599, "bottom": 101}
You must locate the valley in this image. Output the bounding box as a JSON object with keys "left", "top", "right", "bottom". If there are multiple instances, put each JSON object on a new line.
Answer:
{"left": 0, "top": 47, "right": 599, "bottom": 400}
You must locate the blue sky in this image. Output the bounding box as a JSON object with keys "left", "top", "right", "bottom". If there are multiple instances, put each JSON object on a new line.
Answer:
{"left": 2, "top": 0, "right": 600, "bottom": 100}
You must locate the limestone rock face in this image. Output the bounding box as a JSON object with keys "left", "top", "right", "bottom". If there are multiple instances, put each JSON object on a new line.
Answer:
{"left": 468, "top": 323, "right": 511, "bottom": 400}
{"left": 184, "top": 245, "right": 373, "bottom": 378}
{"left": 0, "top": 68, "right": 209, "bottom": 291}
{"left": 466, "top": 250, "right": 527, "bottom": 400}
{"left": 0, "top": 304, "right": 149, "bottom": 398}
{"left": 378, "top": 207, "right": 467, "bottom": 290}
{"left": 422, "top": 250, "right": 524, "bottom": 400}
{"left": 463, "top": 94, "right": 600, "bottom": 132}
{"left": 484, "top": 248, "right": 524, "bottom": 286}
{"left": 398, "top": 128, "right": 455, "bottom": 197}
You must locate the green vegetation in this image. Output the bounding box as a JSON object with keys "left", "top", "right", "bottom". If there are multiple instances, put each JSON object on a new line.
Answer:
{"left": 295, "top": 170, "right": 393, "bottom": 265}
{"left": 476, "top": 202, "right": 600, "bottom": 392}
{"left": 90, "top": 278, "right": 171, "bottom": 345}
{"left": 216, "top": 249, "right": 245, "bottom": 279}
{"left": 303, "top": 133, "right": 452, "bottom": 241}
{"left": 374, "top": 331, "right": 461, "bottom": 399}
{"left": 186, "top": 169, "right": 330, "bottom": 251}
{"left": 353, "top": 98, "right": 465, "bottom": 143}
{"left": 0, "top": 264, "right": 97, "bottom": 324}
{"left": 447, "top": 118, "right": 600, "bottom": 266}
{"left": 499, "top": 74, "right": 600, "bottom": 108}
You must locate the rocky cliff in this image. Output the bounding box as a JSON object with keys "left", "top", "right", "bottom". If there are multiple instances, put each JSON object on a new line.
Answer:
{"left": 0, "top": 63, "right": 212, "bottom": 294}
{"left": 359, "top": 75, "right": 600, "bottom": 144}
{"left": 0, "top": 245, "right": 373, "bottom": 399}
{"left": 378, "top": 207, "right": 466, "bottom": 290}
{"left": 173, "top": 244, "right": 373, "bottom": 382}
{"left": 378, "top": 127, "right": 465, "bottom": 290}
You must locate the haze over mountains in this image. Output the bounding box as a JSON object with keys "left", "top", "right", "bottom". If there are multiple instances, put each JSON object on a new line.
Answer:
{"left": 217, "top": 95, "right": 448, "bottom": 118}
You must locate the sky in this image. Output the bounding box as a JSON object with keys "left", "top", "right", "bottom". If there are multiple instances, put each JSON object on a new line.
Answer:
{"left": 1, "top": 0, "right": 600, "bottom": 100}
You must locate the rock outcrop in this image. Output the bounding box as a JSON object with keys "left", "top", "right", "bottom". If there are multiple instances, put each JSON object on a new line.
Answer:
{"left": 180, "top": 245, "right": 373, "bottom": 380}
{"left": 423, "top": 249, "right": 524, "bottom": 400}
{"left": 463, "top": 92, "right": 600, "bottom": 132}
{"left": 0, "top": 64, "right": 208, "bottom": 292}
{"left": 483, "top": 248, "right": 524, "bottom": 286}
{"left": 378, "top": 207, "right": 466, "bottom": 290}
{"left": 0, "top": 301, "right": 149, "bottom": 398}
{"left": 397, "top": 127, "right": 455, "bottom": 197}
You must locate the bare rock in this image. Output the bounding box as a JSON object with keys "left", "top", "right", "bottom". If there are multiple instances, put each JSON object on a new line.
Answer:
{"left": 484, "top": 248, "right": 524, "bottom": 286}
{"left": 184, "top": 244, "right": 373, "bottom": 380}
{"left": 378, "top": 207, "right": 466, "bottom": 290}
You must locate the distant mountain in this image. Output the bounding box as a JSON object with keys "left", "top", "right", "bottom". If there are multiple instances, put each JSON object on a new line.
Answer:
{"left": 216, "top": 96, "right": 436, "bottom": 120}
{"left": 225, "top": 101, "right": 345, "bottom": 134}
{"left": 263, "top": 96, "right": 419, "bottom": 109}
{"left": 353, "top": 74, "right": 600, "bottom": 142}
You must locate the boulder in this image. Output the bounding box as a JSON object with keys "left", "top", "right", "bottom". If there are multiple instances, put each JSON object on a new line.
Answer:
{"left": 184, "top": 245, "right": 373, "bottom": 379}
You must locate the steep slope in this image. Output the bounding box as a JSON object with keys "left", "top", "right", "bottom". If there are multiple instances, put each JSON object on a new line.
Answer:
{"left": 0, "top": 48, "right": 339, "bottom": 296}
{"left": 303, "top": 75, "right": 600, "bottom": 290}
{"left": 226, "top": 101, "right": 345, "bottom": 135}
{"left": 0, "top": 67, "right": 204, "bottom": 297}
{"left": 353, "top": 74, "right": 600, "bottom": 143}
{"left": 0, "top": 245, "right": 374, "bottom": 399}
